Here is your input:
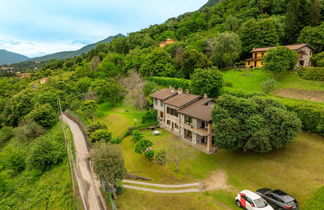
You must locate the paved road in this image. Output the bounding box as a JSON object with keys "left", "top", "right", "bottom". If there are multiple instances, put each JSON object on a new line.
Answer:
{"left": 62, "top": 114, "right": 106, "bottom": 210}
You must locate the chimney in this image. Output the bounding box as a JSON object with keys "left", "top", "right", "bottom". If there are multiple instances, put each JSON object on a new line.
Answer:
{"left": 204, "top": 93, "right": 208, "bottom": 98}
{"left": 185, "top": 89, "right": 189, "bottom": 94}
{"left": 177, "top": 88, "right": 183, "bottom": 95}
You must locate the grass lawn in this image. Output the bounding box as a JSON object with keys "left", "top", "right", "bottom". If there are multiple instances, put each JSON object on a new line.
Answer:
{"left": 222, "top": 69, "right": 272, "bottom": 92}
{"left": 276, "top": 72, "right": 324, "bottom": 91}
{"left": 98, "top": 102, "right": 324, "bottom": 209}
{"left": 222, "top": 69, "right": 324, "bottom": 92}
{"left": 97, "top": 103, "right": 146, "bottom": 138}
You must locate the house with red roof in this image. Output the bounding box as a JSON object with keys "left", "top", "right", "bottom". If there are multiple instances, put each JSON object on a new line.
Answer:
{"left": 245, "top": 43, "right": 314, "bottom": 69}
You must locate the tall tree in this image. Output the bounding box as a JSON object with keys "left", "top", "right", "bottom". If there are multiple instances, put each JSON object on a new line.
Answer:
{"left": 181, "top": 49, "right": 211, "bottom": 79}
{"left": 308, "top": 0, "right": 321, "bottom": 26}
{"left": 191, "top": 67, "right": 224, "bottom": 98}
{"left": 209, "top": 32, "right": 242, "bottom": 68}
{"left": 284, "top": 0, "right": 308, "bottom": 44}
{"left": 91, "top": 143, "right": 126, "bottom": 199}
{"left": 240, "top": 17, "right": 284, "bottom": 56}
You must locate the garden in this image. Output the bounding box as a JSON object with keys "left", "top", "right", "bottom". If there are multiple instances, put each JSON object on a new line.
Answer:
{"left": 96, "top": 101, "right": 324, "bottom": 210}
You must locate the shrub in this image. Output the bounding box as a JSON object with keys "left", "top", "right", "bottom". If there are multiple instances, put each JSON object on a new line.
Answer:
{"left": 298, "top": 67, "right": 324, "bottom": 81}
{"left": 3, "top": 146, "right": 26, "bottom": 173}
{"left": 312, "top": 52, "right": 324, "bottom": 67}
{"left": 141, "top": 109, "right": 157, "bottom": 123}
{"left": 14, "top": 121, "right": 45, "bottom": 142}
{"left": 279, "top": 100, "right": 324, "bottom": 135}
{"left": 154, "top": 149, "right": 166, "bottom": 165}
{"left": 111, "top": 138, "right": 122, "bottom": 144}
{"left": 264, "top": 47, "right": 298, "bottom": 73}
{"left": 261, "top": 79, "right": 278, "bottom": 94}
{"left": 27, "top": 137, "right": 65, "bottom": 172}
{"left": 87, "top": 121, "right": 107, "bottom": 136}
{"left": 0, "top": 127, "right": 13, "bottom": 147}
{"left": 222, "top": 87, "right": 266, "bottom": 98}
{"left": 147, "top": 77, "right": 191, "bottom": 89}
{"left": 135, "top": 139, "right": 153, "bottom": 154}
{"left": 89, "top": 129, "right": 112, "bottom": 143}
{"left": 24, "top": 104, "right": 57, "bottom": 128}
{"left": 144, "top": 150, "right": 155, "bottom": 161}
{"left": 131, "top": 130, "right": 143, "bottom": 143}
{"left": 212, "top": 95, "right": 302, "bottom": 153}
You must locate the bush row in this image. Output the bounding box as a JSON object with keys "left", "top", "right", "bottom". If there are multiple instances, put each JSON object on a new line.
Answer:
{"left": 147, "top": 77, "right": 191, "bottom": 89}
{"left": 223, "top": 88, "right": 324, "bottom": 136}
{"left": 298, "top": 67, "right": 324, "bottom": 81}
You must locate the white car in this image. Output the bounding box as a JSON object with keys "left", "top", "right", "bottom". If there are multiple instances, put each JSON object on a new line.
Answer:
{"left": 235, "top": 190, "right": 274, "bottom": 210}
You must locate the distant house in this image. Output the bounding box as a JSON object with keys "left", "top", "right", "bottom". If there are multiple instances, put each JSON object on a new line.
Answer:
{"left": 150, "top": 87, "right": 217, "bottom": 153}
{"left": 18, "top": 72, "right": 30, "bottom": 79}
{"left": 39, "top": 77, "right": 48, "bottom": 84}
{"left": 159, "top": 38, "right": 175, "bottom": 48}
{"left": 245, "top": 43, "right": 314, "bottom": 69}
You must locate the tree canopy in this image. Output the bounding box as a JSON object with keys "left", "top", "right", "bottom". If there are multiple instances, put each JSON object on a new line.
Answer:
{"left": 212, "top": 94, "right": 302, "bottom": 153}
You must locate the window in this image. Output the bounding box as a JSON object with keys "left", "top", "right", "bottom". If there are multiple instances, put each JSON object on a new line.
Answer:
{"left": 160, "top": 100, "right": 163, "bottom": 107}
{"left": 261, "top": 62, "right": 263, "bottom": 65}
{"left": 167, "top": 107, "right": 178, "bottom": 117}
{"left": 160, "top": 112, "right": 164, "bottom": 118}
{"left": 185, "top": 116, "right": 192, "bottom": 125}
{"left": 167, "top": 120, "right": 170, "bottom": 125}
{"left": 154, "top": 99, "right": 158, "bottom": 105}
{"left": 248, "top": 61, "right": 250, "bottom": 65}
{"left": 261, "top": 52, "right": 264, "bottom": 57}
{"left": 175, "top": 124, "right": 178, "bottom": 129}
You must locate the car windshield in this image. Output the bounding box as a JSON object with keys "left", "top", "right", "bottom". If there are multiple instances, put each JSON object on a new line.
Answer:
{"left": 254, "top": 198, "right": 268, "bottom": 208}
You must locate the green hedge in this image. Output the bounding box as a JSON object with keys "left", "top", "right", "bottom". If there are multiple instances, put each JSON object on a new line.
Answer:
{"left": 222, "top": 87, "right": 266, "bottom": 98}
{"left": 147, "top": 77, "right": 191, "bottom": 89}
{"left": 298, "top": 67, "right": 324, "bottom": 81}
{"left": 222, "top": 88, "right": 324, "bottom": 136}
{"left": 274, "top": 98, "right": 324, "bottom": 136}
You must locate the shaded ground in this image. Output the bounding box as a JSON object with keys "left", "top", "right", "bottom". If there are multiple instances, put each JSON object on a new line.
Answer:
{"left": 272, "top": 88, "right": 324, "bottom": 103}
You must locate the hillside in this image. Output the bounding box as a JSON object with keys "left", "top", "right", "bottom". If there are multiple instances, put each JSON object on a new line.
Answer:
{"left": 31, "top": 34, "right": 123, "bottom": 62}
{"left": 0, "top": 50, "right": 29, "bottom": 65}
{"left": 200, "top": 0, "right": 221, "bottom": 9}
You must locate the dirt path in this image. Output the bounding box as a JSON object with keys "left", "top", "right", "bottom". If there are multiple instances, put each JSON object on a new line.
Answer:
{"left": 201, "top": 169, "right": 235, "bottom": 192}
{"left": 62, "top": 114, "right": 106, "bottom": 210}
{"left": 272, "top": 88, "right": 324, "bottom": 103}
{"left": 123, "top": 180, "right": 199, "bottom": 188}
{"left": 123, "top": 185, "right": 200, "bottom": 193}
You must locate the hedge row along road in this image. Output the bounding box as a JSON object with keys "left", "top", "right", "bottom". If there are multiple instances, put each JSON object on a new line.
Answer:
{"left": 62, "top": 114, "right": 107, "bottom": 210}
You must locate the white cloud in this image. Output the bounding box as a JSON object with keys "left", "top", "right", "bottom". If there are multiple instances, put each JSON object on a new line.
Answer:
{"left": 0, "top": 37, "right": 85, "bottom": 57}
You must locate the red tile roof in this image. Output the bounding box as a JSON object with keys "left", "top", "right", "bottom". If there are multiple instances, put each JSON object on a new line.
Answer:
{"left": 251, "top": 43, "right": 311, "bottom": 52}
{"left": 178, "top": 98, "right": 215, "bottom": 122}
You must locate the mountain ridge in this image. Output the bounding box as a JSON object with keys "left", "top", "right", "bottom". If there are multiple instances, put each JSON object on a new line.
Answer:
{"left": 30, "top": 34, "right": 124, "bottom": 62}
{"left": 0, "top": 50, "right": 29, "bottom": 65}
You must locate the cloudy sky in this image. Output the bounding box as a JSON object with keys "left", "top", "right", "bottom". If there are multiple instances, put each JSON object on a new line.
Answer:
{"left": 0, "top": 0, "right": 207, "bottom": 57}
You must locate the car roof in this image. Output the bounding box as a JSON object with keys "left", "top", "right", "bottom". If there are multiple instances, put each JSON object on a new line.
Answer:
{"left": 241, "top": 190, "right": 262, "bottom": 200}
{"left": 271, "top": 190, "right": 295, "bottom": 202}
